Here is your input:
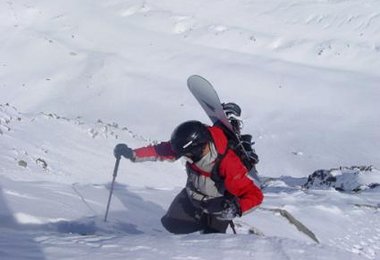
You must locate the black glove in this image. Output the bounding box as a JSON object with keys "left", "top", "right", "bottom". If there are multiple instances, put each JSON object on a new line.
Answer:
{"left": 113, "top": 144, "right": 134, "bottom": 160}
{"left": 201, "top": 197, "right": 226, "bottom": 214}
{"left": 214, "top": 198, "right": 242, "bottom": 221}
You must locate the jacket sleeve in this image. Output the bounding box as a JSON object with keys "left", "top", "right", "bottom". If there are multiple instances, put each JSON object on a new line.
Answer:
{"left": 219, "top": 150, "right": 264, "bottom": 214}
{"left": 133, "top": 141, "right": 177, "bottom": 162}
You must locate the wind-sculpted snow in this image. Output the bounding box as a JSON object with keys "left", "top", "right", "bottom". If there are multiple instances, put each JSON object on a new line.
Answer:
{"left": 1, "top": 0, "right": 380, "bottom": 259}
{"left": 0, "top": 105, "right": 379, "bottom": 258}
{"left": 105, "top": 0, "right": 380, "bottom": 74}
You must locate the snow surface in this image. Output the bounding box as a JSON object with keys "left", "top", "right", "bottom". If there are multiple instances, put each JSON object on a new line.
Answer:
{"left": 1, "top": 0, "right": 380, "bottom": 259}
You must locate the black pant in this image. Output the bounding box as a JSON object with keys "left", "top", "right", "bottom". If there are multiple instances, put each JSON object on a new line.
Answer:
{"left": 161, "top": 189, "right": 229, "bottom": 234}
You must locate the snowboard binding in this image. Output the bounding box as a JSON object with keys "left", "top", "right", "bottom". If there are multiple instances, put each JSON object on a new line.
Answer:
{"left": 222, "top": 102, "right": 243, "bottom": 134}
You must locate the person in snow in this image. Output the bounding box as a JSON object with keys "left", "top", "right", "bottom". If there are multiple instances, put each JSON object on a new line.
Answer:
{"left": 113, "top": 120, "right": 263, "bottom": 234}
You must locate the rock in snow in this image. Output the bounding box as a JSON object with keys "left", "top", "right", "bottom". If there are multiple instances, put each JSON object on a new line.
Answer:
{"left": 304, "top": 166, "right": 380, "bottom": 192}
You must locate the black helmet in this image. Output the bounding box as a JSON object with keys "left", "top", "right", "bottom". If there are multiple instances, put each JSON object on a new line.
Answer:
{"left": 170, "top": 120, "right": 211, "bottom": 160}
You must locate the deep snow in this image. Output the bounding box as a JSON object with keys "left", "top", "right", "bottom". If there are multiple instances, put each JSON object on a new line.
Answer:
{"left": 1, "top": 0, "right": 380, "bottom": 259}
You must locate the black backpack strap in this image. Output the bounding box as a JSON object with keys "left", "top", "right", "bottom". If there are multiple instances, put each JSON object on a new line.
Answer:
{"left": 210, "top": 153, "right": 224, "bottom": 184}
{"left": 210, "top": 145, "right": 233, "bottom": 196}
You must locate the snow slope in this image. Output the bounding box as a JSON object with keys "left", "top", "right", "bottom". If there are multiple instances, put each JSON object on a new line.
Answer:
{"left": 1, "top": 0, "right": 379, "bottom": 259}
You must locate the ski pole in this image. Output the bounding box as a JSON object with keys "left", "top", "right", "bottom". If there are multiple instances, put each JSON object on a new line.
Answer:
{"left": 230, "top": 220, "right": 237, "bottom": 234}
{"left": 104, "top": 157, "right": 121, "bottom": 222}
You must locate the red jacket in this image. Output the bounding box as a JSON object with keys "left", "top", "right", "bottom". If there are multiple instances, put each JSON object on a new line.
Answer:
{"left": 133, "top": 126, "right": 263, "bottom": 214}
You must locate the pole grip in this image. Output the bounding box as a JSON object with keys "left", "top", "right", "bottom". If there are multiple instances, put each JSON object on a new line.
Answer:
{"left": 113, "top": 156, "right": 121, "bottom": 177}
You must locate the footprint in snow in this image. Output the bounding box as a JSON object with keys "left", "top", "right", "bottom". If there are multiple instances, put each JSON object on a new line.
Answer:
{"left": 172, "top": 16, "right": 195, "bottom": 34}
{"left": 120, "top": 4, "right": 150, "bottom": 17}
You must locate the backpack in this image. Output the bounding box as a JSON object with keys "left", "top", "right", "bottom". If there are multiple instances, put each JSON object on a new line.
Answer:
{"left": 210, "top": 102, "right": 260, "bottom": 186}
{"left": 219, "top": 102, "right": 259, "bottom": 170}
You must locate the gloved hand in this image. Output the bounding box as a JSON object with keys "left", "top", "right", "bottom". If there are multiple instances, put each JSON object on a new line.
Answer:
{"left": 214, "top": 198, "right": 242, "bottom": 221}
{"left": 113, "top": 144, "right": 134, "bottom": 160}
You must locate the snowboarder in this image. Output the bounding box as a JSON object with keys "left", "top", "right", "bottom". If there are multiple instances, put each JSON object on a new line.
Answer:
{"left": 113, "top": 120, "right": 263, "bottom": 234}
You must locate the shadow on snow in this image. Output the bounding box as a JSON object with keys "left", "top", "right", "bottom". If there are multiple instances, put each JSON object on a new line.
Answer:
{"left": 0, "top": 180, "right": 168, "bottom": 259}
{"left": 0, "top": 186, "right": 46, "bottom": 260}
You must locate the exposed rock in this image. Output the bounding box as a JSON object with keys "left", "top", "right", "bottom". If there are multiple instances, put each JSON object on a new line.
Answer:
{"left": 18, "top": 160, "right": 27, "bottom": 168}
{"left": 303, "top": 166, "right": 380, "bottom": 192}
{"left": 260, "top": 207, "right": 319, "bottom": 243}
{"left": 36, "top": 158, "right": 48, "bottom": 170}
